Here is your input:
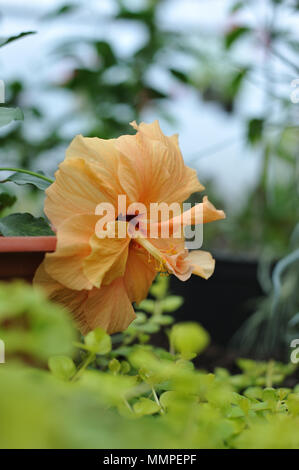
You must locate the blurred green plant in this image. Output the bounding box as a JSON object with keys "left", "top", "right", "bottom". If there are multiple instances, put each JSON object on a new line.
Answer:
{"left": 1, "top": 0, "right": 297, "bottom": 256}
{"left": 184, "top": 0, "right": 299, "bottom": 256}
{"left": 0, "top": 30, "right": 52, "bottom": 224}
{"left": 233, "top": 222, "right": 299, "bottom": 358}
{"left": 0, "top": 0, "right": 188, "bottom": 170}
{"left": 0, "top": 276, "right": 298, "bottom": 449}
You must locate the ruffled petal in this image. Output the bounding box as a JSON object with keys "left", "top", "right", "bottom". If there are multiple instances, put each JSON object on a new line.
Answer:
{"left": 129, "top": 120, "right": 204, "bottom": 204}
{"left": 34, "top": 262, "right": 89, "bottom": 329}
{"left": 34, "top": 263, "right": 135, "bottom": 335}
{"left": 83, "top": 227, "right": 130, "bottom": 288}
{"left": 45, "top": 158, "right": 117, "bottom": 229}
{"left": 84, "top": 277, "right": 136, "bottom": 334}
{"left": 134, "top": 235, "right": 192, "bottom": 281}
{"left": 188, "top": 250, "right": 215, "bottom": 280}
{"left": 163, "top": 250, "right": 193, "bottom": 281}
{"left": 46, "top": 134, "right": 129, "bottom": 229}
{"left": 44, "top": 214, "right": 99, "bottom": 290}
{"left": 115, "top": 131, "right": 170, "bottom": 207}
{"left": 123, "top": 243, "right": 156, "bottom": 304}
{"left": 65, "top": 134, "right": 127, "bottom": 201}
{"left": 155, "top": 196, "right": 226, "bottom": 236}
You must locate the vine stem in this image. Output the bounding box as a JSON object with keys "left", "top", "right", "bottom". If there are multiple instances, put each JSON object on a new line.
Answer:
{"left": 71, "top": 352, "right": 96, "bottom": 382}
{"left": 0, "top": 167, "right": 54, "bottom": 184}
{"left": 152, "top": 386, "right": 164, "bottom": 414}
{"left": 123, "top": 397, "right": 134, "bottom": 413}
{"left": 266, "top": 360, "right": 274, "bottom": 388}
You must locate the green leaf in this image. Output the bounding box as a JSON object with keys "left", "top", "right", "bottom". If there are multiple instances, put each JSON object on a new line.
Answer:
{"left": 108, "top": 358, "right": 121, "bottom": 375}
{"left": 160, "top": 391, "right": 181, "bottom": 410}
{"left": 170, "top": 322, "right": 210, "bottom": 359}
{"left": 0, "top": 192, "right": 17, "bottom": 211}
{"left": 95, "top": 41, "right": 117, "bottom": 68}
{"left": 151, "top": 315, "right": 174, "bottom": 325}
{"left": 228, "top": 67, "right": 249, "bottom": 98}
{"left": 84, "top": 327, "right": 112, "bottom": 355}
{"left": 247, "top": 118, "right": 264, "bottom": 145}
{"left": 244, "top": 387, "right": 263, "bottom": 400}
{"left": 136, "top": 322, "right": 160, "bottom": 334}
{"left": 120, "top": 361, "right": 131, "bottom": 374}
{"left": 0, "top": 213, "right": 54, "bottom": 236}
{"left": 0, "top": 281, "right": 76, "bottom": 362}
{"left": 0, "top": 107, "right": 23, "bottom": 128}
{"left": 224, "top": 26, "right": 251, "bottom": 49}
{"left": 48, "top": 356, "right": 76, "bottom": 381}
{"left": 1, "top": 170, "right": 52, "bottom": 190}
{"left": 230, "top": 1, "right": 245, "bottom": 13}
{"left": 169, "top": 69, "right": 189, "bottom": 84}
{"left": 145, "top": 87, "right": 168, "bottom": 100}
{"left": 137, "top": 299, "right": 155, "bottom": 313}
{"left": 262, "top": 388, "right": 277, "bottom": 410}
{"left": 42, "top": 4, "right": 78, "bottom": 20}
{"left": 150, "top": 275, "right": 168, "bottom": 299}
{"left": 0, "top": 31, "right": 36, "bottom": 48}
{"left": 161, "top": 295, "right": 184, "bottom": 312}
{"left": 133, "top": 312, "right": 147, "bottom": 324}
{"left": 133, "top": 397, "right": 160, "bottom": 416}
{"left": 287, "top": 393, "right": 299, "bottom": 415}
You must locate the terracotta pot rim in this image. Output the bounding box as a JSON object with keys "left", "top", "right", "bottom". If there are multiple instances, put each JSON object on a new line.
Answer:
{"left": 0, "top": 236, "right": 57, "bottom": 253}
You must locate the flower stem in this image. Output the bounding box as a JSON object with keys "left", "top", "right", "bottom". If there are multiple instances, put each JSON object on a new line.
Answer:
{"left": 0, "top": 167, "right": 54, "bottom": 184}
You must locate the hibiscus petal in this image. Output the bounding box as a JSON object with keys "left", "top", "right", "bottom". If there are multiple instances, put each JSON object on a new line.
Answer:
{"left": 84, "top": 277, "right": 136, "bottom": 334}
{"left": 34, "top": 263, "right": 135, "bottom": 335}
{"left": 66, "top": 134, "right": 127, "bottom": 202}
{"left": 83, "top": 230, "right": 130, "bottom": 288}
{"left": 164, "top": 250, "right": 193, "bottom": 281}
{"left": 34, "top": 262, "right": 89, "bottom": 330}
{"left": 129, "top": 120, "right": 204, "bottom": 203}
{"left": 155, "top": 196, "right": 226, "bottom": 236}
{"left": 123, "top": 244, "right": 157, "bottom": 304}
{"left": 44, "top": 214, "right": 99, "bottom": 290}
{"left": 187, "top": 250, "right": 215, "bottom": 280}
{"left": 45, "top": 157, "right": 117, "bottom": 229}
{"left": 116, "top": 131, "right": 170, "bottom": 207}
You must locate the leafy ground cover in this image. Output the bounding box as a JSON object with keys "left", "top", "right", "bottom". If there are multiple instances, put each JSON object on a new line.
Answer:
{"left": 0, "top": 276, "right": 298, "bottom": 449}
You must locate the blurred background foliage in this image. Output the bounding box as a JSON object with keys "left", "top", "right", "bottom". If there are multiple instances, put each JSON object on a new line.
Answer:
{"left": 0, "top": 0, "right": 298, "bottom": 357}
{"left": 0, "top": 0, "right": 298, "bottom": 256}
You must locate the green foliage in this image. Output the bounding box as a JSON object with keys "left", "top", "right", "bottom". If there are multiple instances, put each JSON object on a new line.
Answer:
{"left": 0, "top": 213, "right": 54, "bottom": 236}
{"left": 0, "top": 0, "right": 190, "bottom": 173}
{"left": 186, "top": 1, "right": 299, "bottom": 256}
{"left": 133, "top": 398, "right": 160, "bottom": 416}
{"left": 0, "top": 170, "right": 52, "bottom": 191}
{"left": 0, "top": 107, "right": 23, "bottom": 128}
{"left": 0, "top": 278, "right": 298, "bottom": 449}
{"left": 224, "top": 26, "right": 251, "bottom": 50}
{"left": 0, "top": 32, "right": 36, "bottom": 48}
{"left": 247, "top": 118, "right": 264, "bottom": 146}
{"left": 170, "top": 322, "right": 210, "bottom": 359}
{"left": 235, "top": 230, "right": 299, "bottom": 357}
{"left": 84, "top": 328, "right": 112, "bottom": 355}
{"left": 0, "top": 281, "right": 76, "bottom": 363}
{"left": 0, "top": 168, "right": 53, "bottom": 233}
{"left": 0, "top": 191, "right": 16, "bottom": 212}
{"left": 48, "top": 356, "right": 76, "bottom": 381}
{"left": 0, "top": 0, "right": 297, "bottom": 257}
{"left": 42, "top": 4, "right": 78, "bottom": 20}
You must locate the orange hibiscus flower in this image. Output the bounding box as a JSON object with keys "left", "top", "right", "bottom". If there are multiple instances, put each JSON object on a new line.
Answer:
{"left": 34, "top": 121, "right": 225, "bottom": 334}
